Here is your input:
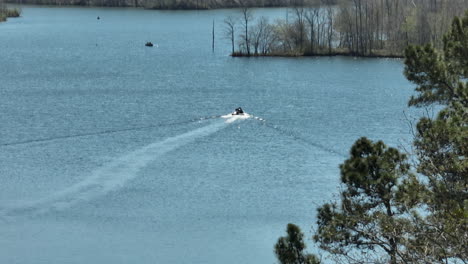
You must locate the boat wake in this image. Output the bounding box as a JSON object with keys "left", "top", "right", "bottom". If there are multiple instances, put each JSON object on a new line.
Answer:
{"left": 0, "top": 116, "right": 221, "bottom": 148}
{"left": 2, "top": 115, "right": 247, "bottom": 217}
{"left": 0, "top": 108, "right": 343, "bottom": 218}
{"left": 249, "top": 115, "right": 347, "bottom": 157}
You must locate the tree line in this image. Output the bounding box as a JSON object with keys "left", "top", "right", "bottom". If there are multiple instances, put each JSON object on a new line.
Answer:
{"left": 274, "top": 11, "right": 467, "bottom": 264}
{"left": 3, "top": 0, "right": 338, "bottom": 9}
{"left": 225, "top": 0, "right": 468, "bottom": 57}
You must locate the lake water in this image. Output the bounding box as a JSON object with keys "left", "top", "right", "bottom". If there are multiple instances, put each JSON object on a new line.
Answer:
{"left": 0, "top": 6, "right": 419, "bottom": 264}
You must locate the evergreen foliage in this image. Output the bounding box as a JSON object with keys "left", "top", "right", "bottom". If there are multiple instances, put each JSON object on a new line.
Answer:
{"left": 402, "top": 10, "right": 468, "bottom": 263}
{"left": 313, "top": 138, "right": 419, "bottom": 264}
{"left": 275, "top": 224, "right": 320, "bottom": 264}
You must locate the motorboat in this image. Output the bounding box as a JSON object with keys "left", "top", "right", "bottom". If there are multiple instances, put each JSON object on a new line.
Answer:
{"left": 232, "top": 107, "right": 244, "bottom": 115}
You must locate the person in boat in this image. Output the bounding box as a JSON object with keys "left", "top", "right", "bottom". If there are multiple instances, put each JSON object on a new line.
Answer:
{"left": 232, "top": 107, "right": 244, "bottom": 115}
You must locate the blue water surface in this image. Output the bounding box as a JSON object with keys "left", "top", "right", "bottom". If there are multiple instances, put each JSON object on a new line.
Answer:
{"left": 0, "top": 6, "right": 420, "bottom": 264}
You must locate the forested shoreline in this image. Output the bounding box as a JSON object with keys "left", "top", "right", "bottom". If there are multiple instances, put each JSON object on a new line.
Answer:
{"left": 3, "top": 0, "right": 338, "bottom": 9}
{"left": 226, "top": 0, "right": 468, "bottom": 57}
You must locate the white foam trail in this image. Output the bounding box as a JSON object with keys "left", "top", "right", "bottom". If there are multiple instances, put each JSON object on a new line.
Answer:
{"left": 221, "top": 113, "right": 251, "bottom": 123}
{"left": 3, "top": 118, "right": 240, "bottom": 216}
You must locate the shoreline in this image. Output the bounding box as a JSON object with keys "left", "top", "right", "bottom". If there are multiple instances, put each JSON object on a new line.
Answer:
{"left": 231, "top": 51, "right": 404, "bottom": 59}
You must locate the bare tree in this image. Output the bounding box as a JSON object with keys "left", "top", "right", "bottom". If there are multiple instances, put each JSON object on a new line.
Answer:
{"left": 306, "top": 7, "right": 320, "bottom": 53}
{"left": 250, "top": 16, "right": 275, "bottom": 55}
{"left": 273, "top": 19, "right": 294, "bottom": 53}
{"left": 292, "top": 5, "right": 306, "bottom": 52}
{"left": 223, "top": 16, "right": 237, "bottom": 54}
{"left": 239, "top": 0, "right": 254, "bottom": 55}
{"left": 259, "top": 19, "right": 276, "bottom": 54}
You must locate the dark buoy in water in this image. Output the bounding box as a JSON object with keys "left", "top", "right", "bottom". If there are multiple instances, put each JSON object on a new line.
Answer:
{"left": 145, "top": 42, "right": 154, "bottom": 47}
{"left": 97, "top": 16, "right": 100, "bottom": 20}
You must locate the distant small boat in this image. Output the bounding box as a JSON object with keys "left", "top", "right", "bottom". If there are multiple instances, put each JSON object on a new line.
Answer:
{"left": 145, "top": 42, "right": 154, "bottom": 47}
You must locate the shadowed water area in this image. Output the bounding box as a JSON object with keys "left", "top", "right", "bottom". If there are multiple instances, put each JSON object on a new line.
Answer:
{"left": 0, "top": 6, "right": 421, "bottom": 264}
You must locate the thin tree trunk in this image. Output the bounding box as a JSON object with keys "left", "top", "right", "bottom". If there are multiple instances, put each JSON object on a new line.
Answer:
{"left": 212, "top": 19, "right": 215, "bottom": 52}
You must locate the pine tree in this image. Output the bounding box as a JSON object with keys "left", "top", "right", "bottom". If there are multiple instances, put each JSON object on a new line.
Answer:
{"left": 313, "top": 138, "right": 420, "bottom": 264}
{"left": 275, "top": 223, "right": 320, "bottom": 264}
{"left": 402, "top": 10, "right": 468, "bottom": 262}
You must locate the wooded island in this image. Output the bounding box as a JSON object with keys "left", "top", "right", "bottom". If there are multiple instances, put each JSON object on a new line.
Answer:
{"left": 0, "top": 2, "right": 20, "bottom": 21}
{"left": 225, "top": 0, "right": 468, "bottom": 57}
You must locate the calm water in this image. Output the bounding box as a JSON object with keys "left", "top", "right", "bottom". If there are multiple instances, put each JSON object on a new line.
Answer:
{"left": 0, "top": 6, "right": 418, "bottom": 264}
